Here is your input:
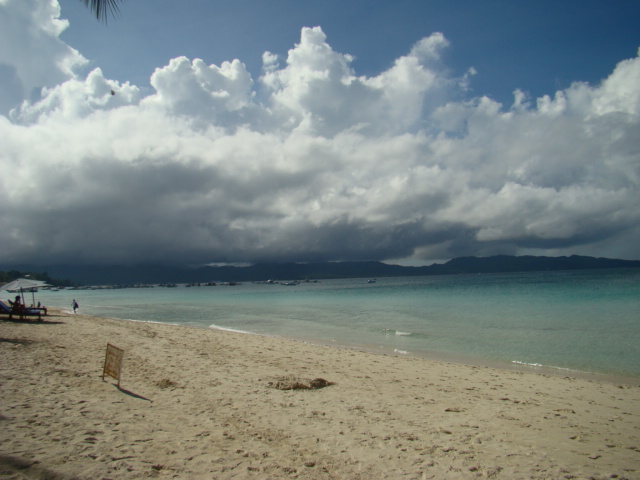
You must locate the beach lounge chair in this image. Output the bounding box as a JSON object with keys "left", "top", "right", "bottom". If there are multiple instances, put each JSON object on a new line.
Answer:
{"left": 0, "top": 300, "right": 13, "bottom": 319}
{"left": 0, "top": 300, "right": 43, "bottom": 321}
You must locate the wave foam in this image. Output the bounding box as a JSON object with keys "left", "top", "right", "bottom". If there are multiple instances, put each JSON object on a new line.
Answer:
{"left": 512, "top": 360, "right": 581, "bottom": 373}
{"left": 209, "top": 324, "right": 255, "bottom": 335}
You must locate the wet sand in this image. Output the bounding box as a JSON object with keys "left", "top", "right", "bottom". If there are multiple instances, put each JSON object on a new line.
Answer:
{"left": 1, "top": 309, "right": 639, "bottom": 479}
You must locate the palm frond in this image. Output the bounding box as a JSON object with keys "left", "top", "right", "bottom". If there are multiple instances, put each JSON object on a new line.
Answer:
{"left": 80, "top": 0, "right": 124, "bottom": 22}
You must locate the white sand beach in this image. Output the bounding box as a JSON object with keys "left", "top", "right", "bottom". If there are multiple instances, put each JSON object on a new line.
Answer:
{"left": 1, "top": 309, "right": 639, "bottom": 479}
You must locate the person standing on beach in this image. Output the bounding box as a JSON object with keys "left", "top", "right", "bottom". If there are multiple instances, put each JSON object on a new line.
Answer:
{"left": 72, "top": 299, "right": 79, "bottom": 313}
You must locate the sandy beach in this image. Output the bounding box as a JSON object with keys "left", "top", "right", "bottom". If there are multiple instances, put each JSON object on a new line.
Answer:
{"left": 1, "top": 309, "right": 639, "bottom": 479}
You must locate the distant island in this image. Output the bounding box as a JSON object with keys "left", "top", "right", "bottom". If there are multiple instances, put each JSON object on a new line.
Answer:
{"left": 3, "top": 255, "right": 639, "bottom": 286}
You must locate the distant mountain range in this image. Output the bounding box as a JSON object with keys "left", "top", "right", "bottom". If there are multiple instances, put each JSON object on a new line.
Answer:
{"left": 4, "top": 255, "right": 639, "bottom": 286}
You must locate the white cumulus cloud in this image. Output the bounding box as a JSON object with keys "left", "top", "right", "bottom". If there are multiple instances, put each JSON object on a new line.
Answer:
{"left": 0, "top": 0, "right": 639, "bottom": 267}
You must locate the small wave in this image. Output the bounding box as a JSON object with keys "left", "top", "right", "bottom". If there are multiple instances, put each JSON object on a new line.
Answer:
{"left": 394, "top": 349, "right": 409, "bottom": 355}
{"left": 512, "top": 360, "right": 544, "bottom": 368}
{"left": 209, "top": 324, "right": 255, "bottom": 335}
{"left": 511, "top": 360, "right": 581, "bottom": 373}
{"left": 382, "top": 328, "right": 413, "bottom": 336}
{"left": 128, "top": 318, "right": 179, "bottom": 326}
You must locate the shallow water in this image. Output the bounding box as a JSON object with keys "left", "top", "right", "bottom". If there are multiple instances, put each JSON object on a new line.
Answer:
{"left": 33, "top": 268, "right": 640, "bottom": 378}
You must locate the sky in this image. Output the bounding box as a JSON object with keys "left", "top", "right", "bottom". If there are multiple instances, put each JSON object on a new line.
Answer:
{"left": 1, "top": 0, "right": 639, "bottom": 268}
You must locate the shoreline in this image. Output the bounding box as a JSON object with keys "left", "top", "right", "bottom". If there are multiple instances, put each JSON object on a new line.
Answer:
{"left": 202, "top": 318, "right": 640, "bottom": 387}
{"left": 64, "top": 307, "right": 640, "bottom": 385}
{"left": 280, "top": 332, "right": 640, "bottom": 387}
{"left": 2, "top": 309, "right": 639, "bottom": 479}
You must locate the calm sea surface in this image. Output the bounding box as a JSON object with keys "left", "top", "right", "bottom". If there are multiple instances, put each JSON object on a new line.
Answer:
{"left": 33, "top": 269, "right": 640, "bottom": 379}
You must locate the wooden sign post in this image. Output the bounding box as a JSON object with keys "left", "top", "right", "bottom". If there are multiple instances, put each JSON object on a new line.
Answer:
{"left": 102, "top": 343, "right": 124, "bottom": 388}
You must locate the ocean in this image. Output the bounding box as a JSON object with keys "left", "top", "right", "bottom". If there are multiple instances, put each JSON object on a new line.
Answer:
{"left": 31, "top": 268, "right": 640, "bottom": 380}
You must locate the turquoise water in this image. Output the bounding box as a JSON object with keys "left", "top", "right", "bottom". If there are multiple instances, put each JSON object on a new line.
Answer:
{"left": 32, "top": 269, "right": 640, "bottom": 378}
